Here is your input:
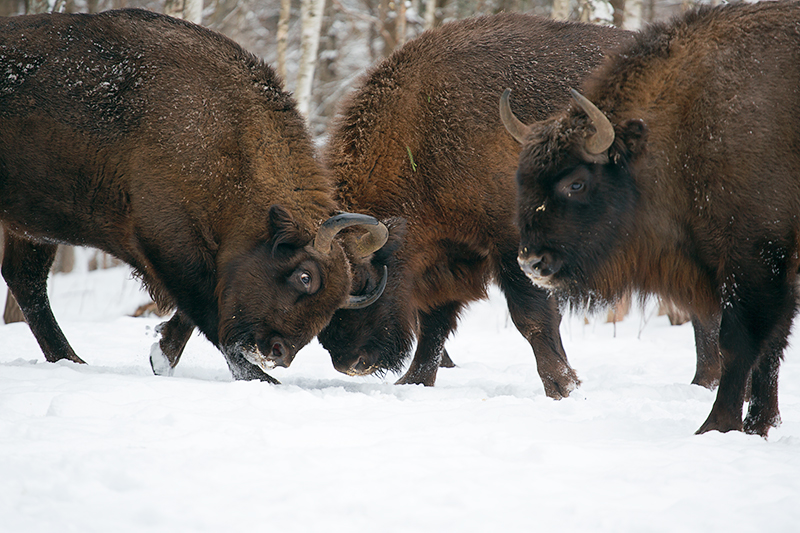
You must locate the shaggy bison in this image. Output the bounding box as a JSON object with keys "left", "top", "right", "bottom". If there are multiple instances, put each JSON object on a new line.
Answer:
{"left": 505, "top": 1, "right": 799, "bottom": 435}
{"left": 318, "top": 13, "right": 631, "bottom": 398}
{"left": 0, "top": 9, "right": 388, "bottom": 381}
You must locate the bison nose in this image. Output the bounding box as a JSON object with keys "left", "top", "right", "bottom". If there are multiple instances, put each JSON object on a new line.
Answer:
{"left": 518, "top": 250, "right": 562, "bottom": 281}
{"left": 265, "top": 338, "right": 296, "bottom": 368}
{"left": 352, "top": 354, "right": 374, "bottom": 375}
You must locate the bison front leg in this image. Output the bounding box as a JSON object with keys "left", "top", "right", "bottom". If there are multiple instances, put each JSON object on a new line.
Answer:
{"left": 499, "top": 252, "right": 579, "bottom": 399}
{"left": 396, "top": 302, "right": 462, "bottom": 386}
{"left": 690, "top": 314, "right": 722, "bottom": 389}
{"left": 150, "top": 310, "right": 194, "bottom": 376}
{"left": 1, "top": 234, "right": 85, "bottom": 364}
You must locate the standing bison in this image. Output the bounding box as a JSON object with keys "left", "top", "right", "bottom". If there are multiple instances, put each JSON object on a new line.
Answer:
{"left": 0, "top": 9, "right": 388, "bottom": 381}
{"left": 505, "top": 1, "right": 799, "bottom": 435}
{"left": 317, "top": 14, "right": 631, "bottom": 398}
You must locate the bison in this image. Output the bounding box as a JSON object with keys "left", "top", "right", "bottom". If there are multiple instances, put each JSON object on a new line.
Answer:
{"left": 505, "top": 1, "right": 799, "bottom": 436}
{"left": 316, "top": 13, "right": 633, "bottom": 398}
{"left": 0, "top": 9, "right": 389, "bottom": 381}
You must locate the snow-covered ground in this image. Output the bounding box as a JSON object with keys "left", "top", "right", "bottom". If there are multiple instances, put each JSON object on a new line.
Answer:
{"left": 0, "top": 265, "right": 798, "bottom": 532}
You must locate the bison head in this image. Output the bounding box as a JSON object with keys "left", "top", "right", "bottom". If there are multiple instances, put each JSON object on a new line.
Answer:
{"left": 501, "top": 88, "right": 647, "bottom": 306}
{"left": 217, "top": 205, "right": 389, "bottom": 378}
{"left": 317, "top": 218, "right": 415, "bottom": 377}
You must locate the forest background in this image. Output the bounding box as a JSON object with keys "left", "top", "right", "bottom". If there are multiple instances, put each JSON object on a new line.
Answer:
{"left": 0, "top": 0, "right": 718, "bottom": 319}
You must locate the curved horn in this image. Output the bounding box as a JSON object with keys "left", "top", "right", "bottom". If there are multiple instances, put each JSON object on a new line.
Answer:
{"left": 570, "top": 89, "right": 615, "bottom": 155}
{"left": 314, "top": 213, "right": 389, "bottom": 256}
{"left": 341, "top": 265, "right": 388, "bottom": 310}
{"left": 499, "top": 89, "right": 529, "bottom": 144}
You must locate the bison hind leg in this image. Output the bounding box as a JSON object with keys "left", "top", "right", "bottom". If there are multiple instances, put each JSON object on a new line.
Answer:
{"left": 2, "top": 234, "right": 85, "bottom": 364}
{"left": 690, "top": 315, "right": 722, "bottom": 390}
{"left": 439, "top": 348, "right": 456, "bottom": 368}
{"left": 743, "top": 340, "right": 784, "bottom": 438}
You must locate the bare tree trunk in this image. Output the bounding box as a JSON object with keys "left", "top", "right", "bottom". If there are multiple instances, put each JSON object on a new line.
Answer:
{"left": 622, "top": 0, "right": 643, "bottom": 30}
{"left": 184, "top": 0, "right": 203, "bottom": 24}
{"left": 424, "top": 0, "right": 436, "bottom": 30}
{"left": 277, "top": 0, "right": 291, "bottom": 82}
{"left": 4, "top": 291, "right": 25, "bottom": 325}
{"left": 296, "top": 0, "right": 327, "bottom": 118}
{"left": 552, "top": 0, "right": 570, "bottom": 20}
{"left": 396, "top": 0, "right": 407, "bottom": 47}
{"left": 165, "top": 0, "right": 203, "bottom": 24}
{"left": 164, "top": 0, "right": 183, "bottom": 18}
{"left": 25, "top": 0, "right": 49, "bottom": 13}
{"left": 51, "top": 246, "right": 74, "bottom": 274}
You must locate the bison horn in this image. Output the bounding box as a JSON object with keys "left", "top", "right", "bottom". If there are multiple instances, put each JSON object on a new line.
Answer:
{"left": 499, "top": 89, "right": 529, "bottom": 144}
{"left": 341, "top": 265, "right": 388, "bottom": 310}
{"left": 314, "top": 213, "right": 389, "bottom": 257}
{"left": 570, "top": 89, "right": 615, "bottom": 155}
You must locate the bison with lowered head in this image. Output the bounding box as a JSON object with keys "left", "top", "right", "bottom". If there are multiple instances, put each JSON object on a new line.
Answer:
{"left": 0, "top": 9, "right": 388, "bottom": 381}
{"left": 505, "top": 1, "right": 800, "bottom": 436}
{"left": 318, "top": 14, "right": 631, "bottom": 398}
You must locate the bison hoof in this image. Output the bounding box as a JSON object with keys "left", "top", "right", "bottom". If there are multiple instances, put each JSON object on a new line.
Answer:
{"left": 743, "top": 409, "right": 781, "bottom": 439}
{"left": 691, "top": 375, "right": 719, "bottom": 390}
{"left": 439, "top": 351, "right": 456, "bottom": 368}
{"left": 695, "top": 412, "right": 743, "bottom": 435}
{"left": 542, "top": 371, "right": 581, "bottom": 400}
{"left": 395, "top": 368, "right": 437, "bottom": 386}
{"left": 149, "top": 342, "right": 175, "bottom": 377}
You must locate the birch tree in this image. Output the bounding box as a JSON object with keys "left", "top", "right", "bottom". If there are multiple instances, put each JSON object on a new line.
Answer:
{"left": 552, "top": 0, "right": 570, "bottom": 20}
{"left": 296, "top": 0, "right": 327, "bottom": 118}
{"left": 164, "top": 0, "right": 204, "bottom": 24}
{"left": 424, "top": 0, "right": 436, "bottom": 29}
{"left": 277, "top": 0, "right": 291, "bottom": 82}
{"left": 623, "top": 0, "right": 643, "bottom": 30}
{"left": 396, "top": 0, "right": 407, "bottom": 47}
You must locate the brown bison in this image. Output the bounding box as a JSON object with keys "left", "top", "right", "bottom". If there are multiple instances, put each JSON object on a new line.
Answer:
{"left": 0, "top": 9, "right": 388, "bottom": 381}
{"left": 317, "top": 13, "right": 632, "bottom": 398}
{"left": 505, "top": 1, "right": 800, "bottom": 435}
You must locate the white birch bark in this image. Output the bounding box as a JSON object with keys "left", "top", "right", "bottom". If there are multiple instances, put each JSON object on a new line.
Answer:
{"left": 396, "top": 0, "right": 407, "bottom": 47}
{"left": 277, "top": 0, "right": 291, "bottom": 82}
{"left": 183, "top": 0, "right": 203, "bottom": 25}
{"left": 164, "top": 0, "right": 203, "bottom": 25}
{"left": 622, "top": 0, "right": 643, "bottom": 30}
{"left": 424, "top": 0, "right": 436, "bottom": 30}
{"left": 296, "top": 0, "right": 327, "bottom": 119}
{"left": 551, "top": 0, "right": 570, "bottom": 21}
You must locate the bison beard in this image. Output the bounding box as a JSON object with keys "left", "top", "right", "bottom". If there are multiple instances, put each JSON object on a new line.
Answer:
{"left": 318, "top": 13, "right": 635, "bottom": 397}
{"left": 509, "top": 1, "right": 800, "bottom": 436}
{"left": 0, "top": 9, "right": 389, "bottom": 380}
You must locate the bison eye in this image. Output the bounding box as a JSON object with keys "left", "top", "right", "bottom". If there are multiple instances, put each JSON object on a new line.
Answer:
{"left": 289, "top": 261, "right": 321, "bottom": 295}
{"left": 556, "top": 167, "right": 591, "bottom": 199}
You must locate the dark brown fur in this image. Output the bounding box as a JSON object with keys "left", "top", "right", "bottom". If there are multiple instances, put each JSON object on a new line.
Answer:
{"left": 515, "top": 1, "right": 800, "bottom": 435}
{"left": 0, "top": 9, "right": 359, "bottom": 380}
{"left": 318, "top": 14, "right": 631, "bottom": 397}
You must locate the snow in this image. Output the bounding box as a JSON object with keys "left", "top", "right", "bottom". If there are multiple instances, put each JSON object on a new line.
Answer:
{"left": 1, "top": 265, "right": 799, "bottom": 532}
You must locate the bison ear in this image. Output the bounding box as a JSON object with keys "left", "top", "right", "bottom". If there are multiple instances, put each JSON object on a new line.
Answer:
{"left": 618, "top": 119, "right": 648, "bottom": 159}
{"left": 269, "top": 204, "right": 311, "bottom": 255}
